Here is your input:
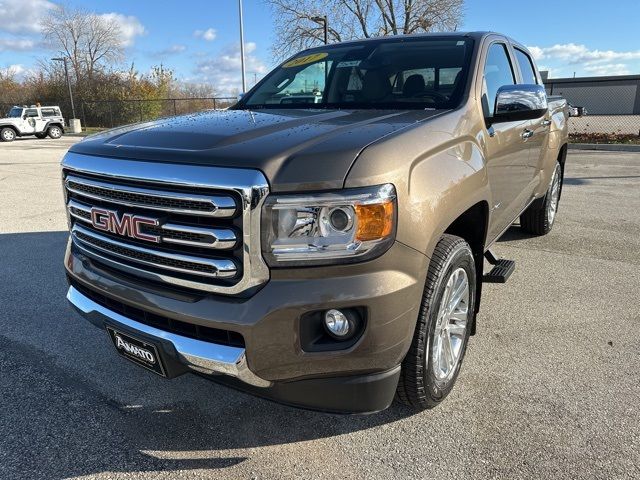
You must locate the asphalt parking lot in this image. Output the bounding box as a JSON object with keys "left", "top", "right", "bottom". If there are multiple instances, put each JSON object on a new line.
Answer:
{"left": 0, "top": 137, "right": 638, "bottom": 480}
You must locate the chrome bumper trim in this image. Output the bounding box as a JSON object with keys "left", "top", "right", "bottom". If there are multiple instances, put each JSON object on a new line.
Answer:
{"left": 67, "top": 286, "right": 271, "bottom": 387}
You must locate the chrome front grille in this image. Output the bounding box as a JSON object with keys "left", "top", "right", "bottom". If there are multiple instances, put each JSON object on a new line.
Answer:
{"left": 65, "top": 174, "right": 237, "bottom": 217}
{"left": 62, "top": 152, "right": 270, "bottom": 294}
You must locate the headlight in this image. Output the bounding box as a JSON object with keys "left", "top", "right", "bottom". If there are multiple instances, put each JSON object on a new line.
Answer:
{"left": 262, "top": 184, "right": 396, "bottom": 266}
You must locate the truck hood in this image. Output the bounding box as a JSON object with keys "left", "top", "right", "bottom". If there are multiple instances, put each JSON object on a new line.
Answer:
{"left": 69, "top": 108, "right": 445, "bottom": 191}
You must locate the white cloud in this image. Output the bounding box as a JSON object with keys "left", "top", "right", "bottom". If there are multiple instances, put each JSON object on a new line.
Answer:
{"left": 0, "top": 0, "right": 55, "bottom": 34}
{"left": 193, "top": 42, "right": 268, "bottom": 95}
{"left": 0, "top": 37, "right": 36, "bottom": 51}
{"left": 0, "top": 63, "right": 23, "bottom": 75}
{"left": 155, "top": 44, "right": 187, "bottom": 57}
{"left": 583, "top": 63, "right": 630, "bottom": 76}
{"left": 526, "top": 43, "right": 640, "bottom": 65}
{"left": 194, "top": 28, "right": 217, "bottom": 41}
{"left": 0, "top": 63, "right": 35, "bottom": 80}
{"left": 98, "top": 13, "right": 146, "bottom": 47}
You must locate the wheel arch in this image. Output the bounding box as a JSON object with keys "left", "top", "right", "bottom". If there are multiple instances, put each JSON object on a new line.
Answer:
{"left": 0, "top": 124, "right": 19, "bottom": 139}
{"left": 0, "top": 124, "right": 19, "bottom": 133}
{"left": 442, "top": 201, "right": 489, "bottom": 322}
{"left": 47, "top": 121, "right": 65, "bottom": 132}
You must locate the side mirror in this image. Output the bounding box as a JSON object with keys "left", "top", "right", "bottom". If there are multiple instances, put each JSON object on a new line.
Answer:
{"left": 22, "top": 114, "right": 27, "bottom": 120}
{"left": 492, "top": 84, "right": 548, "bottom": 123}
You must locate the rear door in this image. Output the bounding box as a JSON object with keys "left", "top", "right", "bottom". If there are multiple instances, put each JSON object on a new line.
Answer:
{"left": 513, "top": 47, "right": 550, "bottom": 192}
{"left": 481, "top": 42, "right": 531, "bottom": 241}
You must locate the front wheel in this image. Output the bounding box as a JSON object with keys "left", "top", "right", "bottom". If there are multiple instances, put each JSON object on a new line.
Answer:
{"left": 1, "top": 127, "right": 16, "bottom": 142}
{"left": 396, "top": 234, "right": 476, "bottom": 410}
{"left": 47, "top": 125, "right": 63, "bottom": 139}
{"left": 520, "top": 161, "right": 562, "bottom": 235}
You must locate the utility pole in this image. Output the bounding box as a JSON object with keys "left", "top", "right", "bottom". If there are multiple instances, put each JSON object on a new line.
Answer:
{"left": 52, "top": 57, "right": 76, "bottom": 118}
{"left": 238, "top": 0, "right": 247, "bottom": 93}
{"left": 311, "top": 15, "right": 328, "bottom": 45}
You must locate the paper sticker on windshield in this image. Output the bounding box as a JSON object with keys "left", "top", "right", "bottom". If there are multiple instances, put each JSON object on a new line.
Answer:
{"left": 283, "top": 52, "right": 328, "bottom": 68}
{"left": 336, "top": 60, "right": 361, "bottom": 68}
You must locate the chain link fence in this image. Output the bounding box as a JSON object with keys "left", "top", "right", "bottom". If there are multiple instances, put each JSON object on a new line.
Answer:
{"left": 545, "top": 75, "right": 640, "bottom": 141}
{"left": 2, "top": 97, "right": 236, "bottom": 130}
{"left": 5, "top": 78, "right": 640, "bottom": 143}
{"left": 80, "top": 97, "right": 236, "bottom": 128}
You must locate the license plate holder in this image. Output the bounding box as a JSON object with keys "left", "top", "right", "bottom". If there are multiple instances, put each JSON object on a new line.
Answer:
{"left": 107, "top": 326, "right": 167, "bottom": 377}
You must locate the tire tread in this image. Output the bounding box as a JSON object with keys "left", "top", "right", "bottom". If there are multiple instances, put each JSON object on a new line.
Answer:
{"left": 396, "top": 234, "right": 471, "bottom": 409}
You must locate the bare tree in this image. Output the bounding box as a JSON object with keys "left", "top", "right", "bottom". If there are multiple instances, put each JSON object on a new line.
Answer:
{"left": 40, "top": 4, "right": 124, "bottom": 82}
{"left": 267, "top": 0, "right": 464, "bottom": 59}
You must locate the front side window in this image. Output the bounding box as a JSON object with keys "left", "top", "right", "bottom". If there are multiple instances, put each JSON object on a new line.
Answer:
{"left": 241, "top": 38, "right": 474, "bottom": 110}
{"left": 514, "top": 48, "right": 538, "bottom": 85}
{"left": 25, "top": 109, "right": 38, "bottom": 118}
{"left": 483, "top": 43, "right": 516, "bottom": 116}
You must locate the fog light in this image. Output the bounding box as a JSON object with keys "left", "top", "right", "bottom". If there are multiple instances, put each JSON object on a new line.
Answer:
{"left": 324, "top": 309, "right": 351, "bottom": 338}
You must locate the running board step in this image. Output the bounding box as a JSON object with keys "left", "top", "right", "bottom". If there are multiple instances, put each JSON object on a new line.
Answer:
{"left": 483, "top": 259, "right": 516, "bottom": 283}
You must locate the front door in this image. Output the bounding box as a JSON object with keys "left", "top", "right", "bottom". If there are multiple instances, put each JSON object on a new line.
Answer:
{"left": 20, "top": 108, "right": 39, "bottom": 135}
{"left": 482, "top": 43, "right": 532, "bottom": 241}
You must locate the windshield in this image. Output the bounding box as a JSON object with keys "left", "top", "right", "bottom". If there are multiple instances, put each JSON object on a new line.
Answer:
{"left": 241, "top": 37, "right": 473, "bottom": 110}
{"left": 7, "top": 107, "right": 23, "bottom": 118}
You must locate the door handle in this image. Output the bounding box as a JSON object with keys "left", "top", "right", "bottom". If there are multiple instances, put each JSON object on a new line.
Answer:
{"left": 541, "top": 119, "right": 552, "bottom": 127}
{"left": 521, "top": 129, "right": 534, "bottom": 140}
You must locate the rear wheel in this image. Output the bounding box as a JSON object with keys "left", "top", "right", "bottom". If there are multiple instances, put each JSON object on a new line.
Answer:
{"left": 47, "top": 125, "right": 63, "bottom": 139}
{"left": 1, "top": 127, "right": 16, "bottom": 142}
{"left": 397, "top": 234, "right": 476, "bottom": 410}
{"left": 520, "top": 161, "right": 562, "bottom": 235}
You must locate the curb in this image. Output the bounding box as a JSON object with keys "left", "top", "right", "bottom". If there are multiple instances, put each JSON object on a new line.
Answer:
{"left": 569, "top": 143, "right": 640, "bottom": 152}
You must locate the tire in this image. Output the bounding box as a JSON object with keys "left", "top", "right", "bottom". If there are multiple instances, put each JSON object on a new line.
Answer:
{"left": 35, "top": 132, "right": 47, "bottom": 139}
{"left": 1, "top": 127, "right": 16, "bottom": 142}
{"left": 47, "top": 125, "right": 63, "bottom": 139}
{"left": 397, "top": 234, "right": 476, "bottom": 410}
{"left": 520, "top": 161, "right": 562, "bottom": 235}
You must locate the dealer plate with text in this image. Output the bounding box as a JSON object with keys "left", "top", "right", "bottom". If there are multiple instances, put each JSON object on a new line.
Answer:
{"left": 107, "top": 327, "right": 166, "bottom": 377}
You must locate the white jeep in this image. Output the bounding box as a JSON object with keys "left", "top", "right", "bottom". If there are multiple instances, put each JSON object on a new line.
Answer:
{"left": 0, "top": 105, "right": 66, "bottom": 142}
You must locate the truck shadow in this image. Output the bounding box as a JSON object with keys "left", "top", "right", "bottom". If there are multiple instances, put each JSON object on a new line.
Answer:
{"left": 496, "top": 225, "right": 532, "bottom": 242}
{"left": 0, "top": 231, "right": 415, "bottom": 479}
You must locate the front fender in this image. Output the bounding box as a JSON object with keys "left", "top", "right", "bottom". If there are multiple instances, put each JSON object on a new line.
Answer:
{"left": 344, "top": 111, "right": 491, "bottom": 259}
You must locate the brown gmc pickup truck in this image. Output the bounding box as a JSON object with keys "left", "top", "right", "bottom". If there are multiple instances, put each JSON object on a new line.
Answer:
{"left": 63, "top": 32, "right": 568, "bottom": 413}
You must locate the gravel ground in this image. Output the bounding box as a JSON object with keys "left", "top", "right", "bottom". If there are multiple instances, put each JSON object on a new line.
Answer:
{"left": 0, "top": 137, "right": 638, "bottom": 479}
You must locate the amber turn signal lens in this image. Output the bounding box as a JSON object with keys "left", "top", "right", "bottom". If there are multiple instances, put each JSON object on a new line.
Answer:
{"left": 355, "top": 201, "right": 394, "bottom": 241}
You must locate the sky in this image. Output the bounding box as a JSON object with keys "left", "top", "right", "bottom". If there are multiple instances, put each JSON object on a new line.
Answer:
{"left": 1, "top": 0, "right": 639, "bottom": 95}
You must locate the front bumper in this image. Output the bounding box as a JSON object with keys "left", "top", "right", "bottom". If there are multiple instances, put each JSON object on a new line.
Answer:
{"left": 65, "top": 239, "right": 428, "bottom": 413}
{"left": 67, "top": 285, "right": 271, "bottom": 387}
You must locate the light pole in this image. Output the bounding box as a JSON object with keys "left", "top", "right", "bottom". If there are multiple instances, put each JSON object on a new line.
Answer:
{"left": 238, "top": 0, "right": 247, "bottom": 93}
{"left": 52, "top": 57, "right": 76, "bottom": 119}
{"left": 311, "top": 16, "right": 328, "bottom": 45}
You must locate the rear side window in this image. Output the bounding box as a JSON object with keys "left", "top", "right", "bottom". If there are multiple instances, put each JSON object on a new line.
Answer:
{"left": 483, "top": 43, "right": 516, "bottom": 116}
{"left": 41, "top": 108, "right": 57, "bottom": 117}
{"left": 514, "top": 48, "right": 538, "bottom": 85}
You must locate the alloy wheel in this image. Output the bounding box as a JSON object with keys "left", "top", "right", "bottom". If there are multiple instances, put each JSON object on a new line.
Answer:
{"left": 431, "top": 267, "right": 469, "bottom": 382}
{"left": 548, "top": 164, "right": 561, "bottom": 226}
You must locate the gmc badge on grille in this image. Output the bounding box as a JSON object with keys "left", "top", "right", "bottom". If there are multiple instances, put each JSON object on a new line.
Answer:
{"left": 90, "top": 207, "right": 160, "bottom": 243}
